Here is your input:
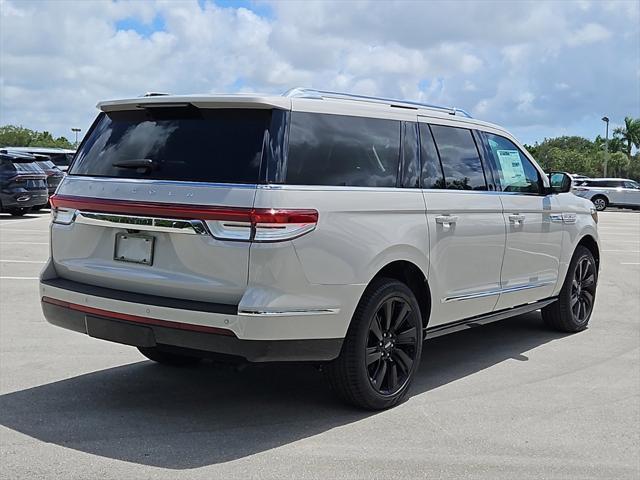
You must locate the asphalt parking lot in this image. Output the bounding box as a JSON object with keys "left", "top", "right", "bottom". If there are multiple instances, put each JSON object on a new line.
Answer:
{"left": 0, "top": 209, "right": 638, "bottom": 480}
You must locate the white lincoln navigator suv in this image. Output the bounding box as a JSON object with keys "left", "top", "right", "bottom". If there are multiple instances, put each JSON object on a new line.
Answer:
{"left": 40, "top": 88, "right": 600, "bottom": 409}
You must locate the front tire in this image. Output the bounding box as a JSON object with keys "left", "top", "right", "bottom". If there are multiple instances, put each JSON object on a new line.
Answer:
{"left": 138, "top": 346, "right": 202, "bottom": 366}
{"left": 542, "top": 245, "right": 597, "bottom": 332}
{"left": 327, "top": 278, "right": 423, "bottom": 410}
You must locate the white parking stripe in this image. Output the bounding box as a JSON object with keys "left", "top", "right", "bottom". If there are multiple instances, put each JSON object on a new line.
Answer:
{"left": 0, "top": 276, "right": 39, "bottom": 280}
{"left": 0, "top": 260, "right": 46, "bottom": 264}
{"left": 620, "top": 262, "right": 640, "bottom": 265}
{"left": 0, "top": 242, "right": 49, "bottom": 245}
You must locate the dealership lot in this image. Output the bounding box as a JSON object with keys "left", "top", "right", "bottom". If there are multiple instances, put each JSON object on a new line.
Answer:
{"left": 0, "top": 210, "right": 638, "bottom": 479}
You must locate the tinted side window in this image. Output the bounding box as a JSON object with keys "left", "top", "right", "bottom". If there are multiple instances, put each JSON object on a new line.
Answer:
{"left": 286, "top": 112, "right": 400, "bottom": 187}
{"left": 430, "top": 125, "right": 487, "bottom": 190}
{"left": 419, "top": 124, "right": 445, "bottom": 189}
{"left": 483, "top": 132, "right": 540, "bottom": 194}
{"left": 401, "top": 122, "right": 420, "bottom": 188}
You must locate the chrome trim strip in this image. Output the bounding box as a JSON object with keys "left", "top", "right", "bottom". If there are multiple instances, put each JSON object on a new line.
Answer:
{"left": 441, "top": 281, "right": 556, "bottom": 303}
{"left": 63, "top": 175, "right": 259, "bottom": 189}
{"left": 238, "top": 308, "right": 340, "bottom": 317}
{"left": 75, "top": 211, "right": 209, "bottom": 235}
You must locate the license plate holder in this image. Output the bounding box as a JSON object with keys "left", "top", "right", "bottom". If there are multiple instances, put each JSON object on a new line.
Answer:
{"left": 114, "top": 233, "right": 154, "bottom": 266}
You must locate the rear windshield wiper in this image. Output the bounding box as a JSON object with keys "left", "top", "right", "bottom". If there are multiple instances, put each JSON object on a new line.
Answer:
{"left": 112, "top": 159, "right": 154, "bottom": 171}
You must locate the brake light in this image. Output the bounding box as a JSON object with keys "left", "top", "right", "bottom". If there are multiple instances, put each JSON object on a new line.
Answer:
{"left": 49, "top": 194, "right": 318, "bottom": 242}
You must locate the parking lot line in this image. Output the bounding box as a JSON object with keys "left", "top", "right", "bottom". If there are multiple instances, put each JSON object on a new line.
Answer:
{"left": 620, "top": 262, "right": 640, "bottom": 265}
{"left": 0, "top": 260, "right": 46, "bottom": 264}
{"left": 0, "top": 276, "right": 39, "bottom": 280}
{"left": 0, "top": 242, "right": 49, "bottom": 245}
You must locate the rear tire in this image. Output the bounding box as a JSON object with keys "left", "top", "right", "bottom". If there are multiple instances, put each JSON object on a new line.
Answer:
{"left": 138, "top": 346, "right": 202, "bottom": 366}
{"left": 327, "top": 278, "right": 423, "bottom": 410}
{"left": 592, "top": 196, "right": 607, "bottom": 211}
{"left": 8, "top": 208, "right": 30, "bottom": 216}
{"left": 542, "top": 245, "right": 597, "bottom": 332}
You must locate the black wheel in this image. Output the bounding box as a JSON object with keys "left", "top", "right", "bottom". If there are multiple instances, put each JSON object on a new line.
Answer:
{"left": 542, "top": 245, "right": 597, "bottom": 332}
{"left": 327, "top": 278, "right": 423, "bottom": 410}
{"left": 592, "top": 196, "right": 607, "bottom": 211}
{"left": 138, "top": 346, "right": 202, "bottom": 366}
{"left": 8, "top": 208, "right": 30, "bottom": 217}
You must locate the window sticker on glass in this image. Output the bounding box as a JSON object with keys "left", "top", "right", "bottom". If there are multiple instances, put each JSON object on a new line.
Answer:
{"left": 496, "top": 150, "right": 527, "bottom": 187}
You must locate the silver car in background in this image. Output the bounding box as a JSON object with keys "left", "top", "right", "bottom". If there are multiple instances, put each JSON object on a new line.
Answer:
{"left": 573, "top": 178, "right": 640, "bottom": 211}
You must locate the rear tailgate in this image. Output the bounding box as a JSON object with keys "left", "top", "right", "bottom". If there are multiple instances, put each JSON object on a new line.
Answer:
{"left": 50, "top": 106, "right": 273, "bottom": 306}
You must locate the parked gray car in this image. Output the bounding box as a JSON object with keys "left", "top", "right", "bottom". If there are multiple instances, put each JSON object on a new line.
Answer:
{"left": 572, "top": 178, "right": 640, "bottom": 211}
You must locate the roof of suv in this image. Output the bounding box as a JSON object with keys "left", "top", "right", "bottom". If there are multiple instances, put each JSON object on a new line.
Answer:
{"left": 96, "top": 88, "right": 508, "bottom": 135}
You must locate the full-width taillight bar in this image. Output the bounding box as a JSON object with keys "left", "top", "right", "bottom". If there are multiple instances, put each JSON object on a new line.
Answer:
{"left": 50, "top": 194, "right": 318, "bottom": 242}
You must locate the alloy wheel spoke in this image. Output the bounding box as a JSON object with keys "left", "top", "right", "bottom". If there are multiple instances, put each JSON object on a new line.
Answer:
{"left": 582, "top": 290, "right": 594, "bottom": 309}
{"left": 582, "top": 273, "right": 595, "bottom": 288}
{"left": 374, "top": 360, "right": 388, "bottom": 386}
{"left": 383, "top": 300, "right": 394, "bottom": 331}
{"left": 393, "top": 348, "right": 413, "bottom": 374}
{"left": 390, "top": 303, "right": 410, "bottom": 333}
{"left": 370, "top": 315, "right": 383, "bottom": 341}
{"left": 570, "top": 295, "right": 579, "bottom": 308}
{"left": 388, "top": 363, "right": 398, "bottom": 391}
{"left": 366, "top": 347, "right": 382, "bottom": 366}
{"left": 395, "top": 326, "right": 417, "bottom": 345}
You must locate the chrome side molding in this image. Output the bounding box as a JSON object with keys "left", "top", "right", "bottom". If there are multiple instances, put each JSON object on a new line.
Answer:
{"left": 442, "top": 280, "right": 556, "bottom": 303}
{"left": 238, "top": 308, "right": 340, "bottom": 317}
{"left": 75, "top": 211, "right": 209, "bottom": 235}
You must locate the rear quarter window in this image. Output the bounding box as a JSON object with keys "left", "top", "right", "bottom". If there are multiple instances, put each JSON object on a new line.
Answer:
{"left": 286, "top": 112, "right": 401, "bottom": 187}
{"left": 70, "top": 107, "right": 271, "bottom": 184}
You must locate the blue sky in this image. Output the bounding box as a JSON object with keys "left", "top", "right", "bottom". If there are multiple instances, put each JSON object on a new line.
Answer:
{"left": 1, "top": 0, "right": 638, "bottom": 146}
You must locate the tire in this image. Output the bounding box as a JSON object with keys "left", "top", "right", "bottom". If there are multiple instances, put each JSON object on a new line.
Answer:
{"left": 138, "top": 346, "right": 202, "bottom": 366}
{"left": 8, "top": 208, "right": 30, "bottom": 217}
{"left": 542, "top": 245, "right": 597, "bottom": 332}
{"left": 591, "top": 196, "right": 607, "bottom": 211}
{"left": 327, "top": 278, "right": 423, "bottom": 410}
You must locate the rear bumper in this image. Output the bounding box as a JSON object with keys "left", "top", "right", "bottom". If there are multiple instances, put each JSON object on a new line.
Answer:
{"left": 40, "top": 278, "right": 344, "bottom": 362}
{"left": 1, "top": 190, "right": 48, "bottom": 208}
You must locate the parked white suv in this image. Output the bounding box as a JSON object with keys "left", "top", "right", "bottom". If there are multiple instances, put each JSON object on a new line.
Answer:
{"left": 40, "top": 89, "right": 600, "bottom": 409}
{"left": 572, "top": 177, "right": 640, "bottom": 211}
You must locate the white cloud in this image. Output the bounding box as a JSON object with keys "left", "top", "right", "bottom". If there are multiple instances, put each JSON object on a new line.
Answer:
{"left": 0, "top": 0, "right": 638, "bottom": 145}
{"left": 567, "top": 23, "right": 612, "bottom": 47}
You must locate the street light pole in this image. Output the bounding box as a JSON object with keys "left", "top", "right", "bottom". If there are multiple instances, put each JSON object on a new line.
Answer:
{"left": 601, "top": 117, "right": 609, "bottom": 177}
{"left": 71, "top": 128, "right": 81, "bottom": 148}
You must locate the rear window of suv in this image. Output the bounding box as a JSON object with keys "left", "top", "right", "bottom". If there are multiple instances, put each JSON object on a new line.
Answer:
{"left": 70, "top": 107, "right": 271, "bottom": 184}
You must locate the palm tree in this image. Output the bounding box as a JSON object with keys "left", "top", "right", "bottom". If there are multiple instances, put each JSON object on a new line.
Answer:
{"left": 613, "top": 116, "right": 640, "bottom": 157}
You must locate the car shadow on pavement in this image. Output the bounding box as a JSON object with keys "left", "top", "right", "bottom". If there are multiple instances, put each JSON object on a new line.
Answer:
{"left": 0, "top": 312, "right": 569, "bottom": 469}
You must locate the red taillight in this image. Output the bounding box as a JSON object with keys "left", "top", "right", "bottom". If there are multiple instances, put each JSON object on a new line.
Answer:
{"left": 49, "top": 194, "right": 318, "bottom": 242}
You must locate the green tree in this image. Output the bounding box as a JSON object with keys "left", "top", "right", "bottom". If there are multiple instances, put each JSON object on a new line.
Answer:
{"left": 0, "top": 125, "right": 73, "bottom": 149}
{"left": 613, "top": 116, "right": 640, "bottom": 157}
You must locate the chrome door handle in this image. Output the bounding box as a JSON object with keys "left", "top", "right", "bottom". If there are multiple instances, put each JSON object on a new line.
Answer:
{"left": 509, "top": 213, "right": 526, "bottom": 224}
{"left": 435, "top": 215, "right": 459, "bottom": 226}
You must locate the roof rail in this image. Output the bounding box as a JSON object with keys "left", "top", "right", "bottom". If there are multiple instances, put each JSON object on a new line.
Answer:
{"left": 283, "top": 87, "right": 472, "bottom": 118}
{"left": 141, "top": 92, "right": 171, "bottom": 97}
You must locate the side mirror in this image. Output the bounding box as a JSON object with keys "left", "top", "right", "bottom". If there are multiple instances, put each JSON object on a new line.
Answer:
{"left": 548, "top": 172, "right": 572, "bottom": 194}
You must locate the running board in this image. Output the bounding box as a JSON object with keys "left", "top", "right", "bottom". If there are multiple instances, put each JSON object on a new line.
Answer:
{"left": 425, "top": 297, "right": 557, "bottom": 340}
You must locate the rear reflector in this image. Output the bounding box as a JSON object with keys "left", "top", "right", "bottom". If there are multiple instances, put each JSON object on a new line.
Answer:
{"left": 50, "top": 194, "right": 318, "bottom": 242}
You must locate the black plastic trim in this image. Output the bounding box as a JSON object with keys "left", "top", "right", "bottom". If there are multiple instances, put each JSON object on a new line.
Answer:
{"left": 41, "top": 301, "right": 343, "bottom": 362}
{"left": 425, "top": 297, "right": 557, "bottom": 339}
{"left": 41, "top": 277, "right": 238, "bottom": 315}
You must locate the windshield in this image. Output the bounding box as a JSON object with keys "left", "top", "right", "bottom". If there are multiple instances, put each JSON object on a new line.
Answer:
{"left": 70, "top": 107, "right": 271, "bottom": 184}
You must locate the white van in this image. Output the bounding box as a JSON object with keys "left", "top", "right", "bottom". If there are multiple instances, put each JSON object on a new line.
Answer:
{"left": 40, "top": 88, "right": 600, "bottom": 409}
